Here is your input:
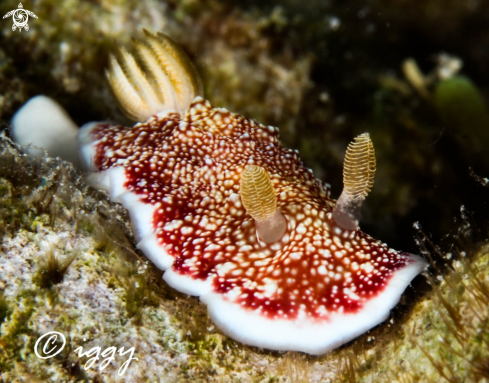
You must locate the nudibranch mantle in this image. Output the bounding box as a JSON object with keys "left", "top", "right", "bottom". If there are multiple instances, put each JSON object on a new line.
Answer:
{"left": 79, "top": 96, "right": 425, "bottom": 354}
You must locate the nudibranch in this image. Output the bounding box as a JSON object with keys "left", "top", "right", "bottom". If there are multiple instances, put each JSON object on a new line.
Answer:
{"left": 78, "top": 31, "right": 426, "bottom": 355}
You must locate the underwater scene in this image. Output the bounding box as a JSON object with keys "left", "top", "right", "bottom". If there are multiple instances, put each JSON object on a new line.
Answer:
{"left": 0, "top": 0, "right": 489, "bottom": 382}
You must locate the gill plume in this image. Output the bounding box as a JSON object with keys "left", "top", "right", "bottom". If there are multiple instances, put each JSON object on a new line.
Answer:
{"left": 106, "top": 30, "right": 203, "bottom": 122}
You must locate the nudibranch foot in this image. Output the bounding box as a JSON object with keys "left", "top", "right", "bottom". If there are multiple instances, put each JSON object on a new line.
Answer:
{"left": 137, "top": 233, "right": 174, "bottom": 270}
{"left": 203, "top": 252, "right": 425, "bottom": 355}
{"left": 78, "top": 32, "right": 427, "bottom": 355}
{"left": 163, "top": 267, "right": 214, "bottom": 296}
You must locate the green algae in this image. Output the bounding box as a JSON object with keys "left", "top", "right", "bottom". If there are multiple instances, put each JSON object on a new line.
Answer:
{"left": 434, "top": 76, "right": 489, "bottom": 171}
{"left": 0, "top": 290, "right": 36, "bottom": 367}
{"left": 32, "top": 242, "right": 79, "bottom": 289}
{"left": 434, "top": 77, "right": 488, "bottom": 128}
{"left": 0, "top": 176, "right": 37, "bottom": 239}
{"left": 122, "top": 271, "right": 160, "bottom": 323}
{"left": 0, "top": 292, "right": 8, "bottom": 330}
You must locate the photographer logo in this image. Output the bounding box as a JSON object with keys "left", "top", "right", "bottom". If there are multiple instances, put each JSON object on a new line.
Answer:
{"left": 3, "top": 3, "right": 38, "bottom": 32}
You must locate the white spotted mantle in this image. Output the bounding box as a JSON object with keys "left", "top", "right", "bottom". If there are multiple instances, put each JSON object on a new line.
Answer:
{"left": 78, "top": 97, "right": 426, "bottom": 354}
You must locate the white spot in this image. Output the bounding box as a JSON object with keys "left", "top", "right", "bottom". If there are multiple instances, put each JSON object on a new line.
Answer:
{"left": 198, "top": 217, "right": 210, "bottom": 230}
{"left": 319, "top": 249, "right": 331, "bottom": 258}
{"left": 362, "top": 262, "right": 374, "bottom": 273}
{"left": 216, "top": 262, "right": 236, "bottom": 276}
{"left": 200, "top": 197, "right": 212, "bottom": 207}
{"left": 204, "top": 244, "right": 220, "bottom": 251}
{"left": 263, "top": 279, "right": 278, "bottom": 297}
{"left": 296, "top": 224, "right": 307, "bottom": 234}
{"left": 181, "top": 226, "right": 194, "bottom": 235}
{"left": 289, "top": 252, "right": 302, "bottom": 260}
{"left": 163, "top": 220, "right": 184, "bottom": 231}
{"left": 229, "top": 193, "right": 242, "bottom": 208}
{"left": 227, "top": 287, "right": 242, "bottom": 299}
{"left": 317, "top": 305, "right": 327, "bottom": 315}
